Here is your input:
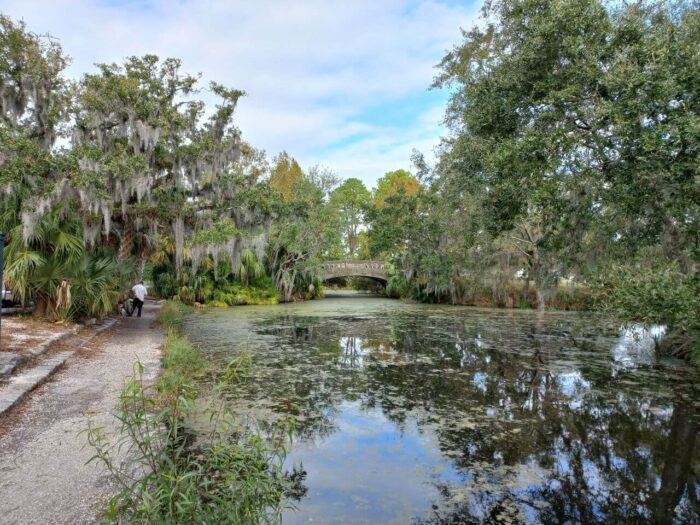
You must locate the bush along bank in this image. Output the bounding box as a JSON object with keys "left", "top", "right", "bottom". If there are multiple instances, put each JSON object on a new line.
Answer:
{"left": 86, "top": 300, "right": 299, "bottom": 524}
{"left": 150, "top": 261, "right": 285, "bottom": 308}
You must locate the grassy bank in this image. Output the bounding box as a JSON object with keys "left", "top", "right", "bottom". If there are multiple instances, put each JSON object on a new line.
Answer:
{"left": 87, "top": 300, "right": 295, "bottom": 524}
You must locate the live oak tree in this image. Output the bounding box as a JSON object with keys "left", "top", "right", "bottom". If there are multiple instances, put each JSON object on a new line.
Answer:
{"left": 0, "top": 15, "right": 71, "bottom": 231}
{"left": 68, "top": 56, "right": 270, "bottom": 279}
{"left": 0, "top": 16, "right": 276, "bottom": 316}
{"left": 432, "top": 0, "right": 698, "bottom": 342}
{"left": 267, "top": 167, "right": 341, "bottom": 301}
{"left": 0, "top": 16, "right": 81, "bottom": 316}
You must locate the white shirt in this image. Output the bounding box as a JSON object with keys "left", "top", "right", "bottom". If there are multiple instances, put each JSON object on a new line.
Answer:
{"left": 132, "top": 284, "right": 147, "bottom": 302}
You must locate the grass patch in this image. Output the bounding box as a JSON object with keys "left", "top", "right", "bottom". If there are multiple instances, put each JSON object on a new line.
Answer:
{"left": 156, "top": 299, "right": 192, "bottom": 331}
{"left": 157, "top": 332, "right": 206, "bottom": 401}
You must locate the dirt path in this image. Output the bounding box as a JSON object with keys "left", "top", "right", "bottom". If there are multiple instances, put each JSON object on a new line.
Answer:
{"left": 0, "top": 304, "right": 163, "bottom": 525}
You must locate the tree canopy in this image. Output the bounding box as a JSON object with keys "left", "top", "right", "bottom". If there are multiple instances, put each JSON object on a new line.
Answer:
{"left": 362, "top": 0, "right": 699, "bottom": 359}
{"left": 373, "top": 169, "right": 420, "bottom": 207}
{"left": 330, "top": 178, "right": 370, "bottom": 257}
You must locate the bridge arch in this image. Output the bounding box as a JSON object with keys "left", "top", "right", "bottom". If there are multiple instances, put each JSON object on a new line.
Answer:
{"left": 319, "top": 260, "right": 387, "bottom": 283}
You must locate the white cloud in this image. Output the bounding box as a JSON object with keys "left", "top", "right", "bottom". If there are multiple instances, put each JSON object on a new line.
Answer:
{"left": 307, "top": 103, "right": 446, "bottom": 186}
{"left": 2, "top": 0, "right": 481, "bottom": 187}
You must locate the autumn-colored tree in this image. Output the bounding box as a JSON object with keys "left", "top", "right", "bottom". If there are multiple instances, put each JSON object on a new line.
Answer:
{"left": 269, "top": 151, "right": 303, "bottom": 202}
{"left": 373, "top": 169, "right": 420, "bottom": 207}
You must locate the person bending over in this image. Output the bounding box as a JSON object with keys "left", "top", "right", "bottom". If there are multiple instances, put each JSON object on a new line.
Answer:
{"left": 131, "top": 280, "right": 147, "bottom": 317}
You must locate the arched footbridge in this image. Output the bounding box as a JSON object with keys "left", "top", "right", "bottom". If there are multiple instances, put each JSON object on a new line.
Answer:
{"left": 320, "top": 260, "right": 387, "bottom": 283}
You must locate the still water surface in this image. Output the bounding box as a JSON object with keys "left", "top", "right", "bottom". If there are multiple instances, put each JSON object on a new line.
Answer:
{"left": 183, "top": 292, "right": 699, "bottom": 524}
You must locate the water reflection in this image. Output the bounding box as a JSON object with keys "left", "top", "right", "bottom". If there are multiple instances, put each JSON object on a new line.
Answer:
{"left": 611, "top": 324, "right": 666, "bottom": 370}
{"left": 183, "top": 299, "right": 699, "bottom": 524}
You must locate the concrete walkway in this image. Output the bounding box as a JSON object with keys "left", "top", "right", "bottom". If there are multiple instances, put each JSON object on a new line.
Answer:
{"left": 0, "top": 305, "right": 163, "bottom": 525}
{"left": 0, "top": 318, "right": 77, "bottom": 377}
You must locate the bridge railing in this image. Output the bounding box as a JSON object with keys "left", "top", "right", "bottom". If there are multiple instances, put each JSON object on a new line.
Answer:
{"left": 320, "top": 260, "right": 385, "bottom": 269}
{"left": 318, "top": 260, "right": 388, "bottom": 280}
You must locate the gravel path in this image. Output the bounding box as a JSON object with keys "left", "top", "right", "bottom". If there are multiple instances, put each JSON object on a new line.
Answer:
{"left": 0, "top": 304, "right": 163, "bottom": 525}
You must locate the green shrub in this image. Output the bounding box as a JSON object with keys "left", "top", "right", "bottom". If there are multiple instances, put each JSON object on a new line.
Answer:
{"left": 385, "top": 274, "right": 411, "bottom": 299}
{"left": 158, "top": 333, "right": 206, "bottom": 398}
{"left": 594, "top": 263, "right": 699, "bottom": 362}
{"left": 176, "top": 285, "right": 196, "bottom": 305}
{"left": 87, "top": 302, "right": 297, "bottom": 524}
{"left": 86, "top": 363, "right": 294, "bottom": 524}
{"left": 518, "top": 297, "right": 533, "bottom": 309}
{"left": 349, "top": 277, "right": 385, "bottom": 294}
{"left": 154, "top": 270, "right": 179, "bottom": 299}
{"left": 207, "top": 281, "right": 279, "bottom": 306}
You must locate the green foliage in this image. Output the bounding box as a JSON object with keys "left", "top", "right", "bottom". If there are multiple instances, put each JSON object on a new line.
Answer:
{"left": 0, "top": 14, "right": 70, "bottom": 150}
{"left": 267, "top": 166, "right": 341, "bottom": 301}
{"left": 518, "top": 297, "right": 533, "bottom": 310}
{"left": 190, "top": 219, "right": 243, "bottom": 246}
{"left": 329, "top": 178, "right": 370, "bottom": 257}
{"left": 154, "top": 271, "right": 179, "bottom": 300}
{"left": 1, "top": 11, "right": 273, "bottom": 302}
{"left": 366, "top": 190, "right": 419, "bottom": 259}
{"left": 360, "top": 0, "right": 700, "bottom": 361}
{"left": 157, "top": 300, "right": 193, "bottom": 331}
{"left": 209, "top": 280, "right": 279, "bottom": 306}
{"left": 600, "top": 266, "right": 697, "bottom": 331}
{"left": 594, "top": 262, "right": 699, "bottom": 361}
{"left": 385, "top": 271, "right": 412, "bottom": 300}
{"left": 373, "top": 169, "right": 420, "bottom": 207}
{"left": 152, "top": 259, "right": 279, "bottom": 307}
{"left": 238, "top": 248, "right": 265, "bottom": 286}
{"left": 348, "top": 277, "right": 384, "bottom": 294}
{"left": 68, "top": 254, "right": 124, "bottom": 319}
{"left": 3, "top": 211, "right": 128, "bottom": 319}
{"left": 85, "top": 331, "right": 295, "bottom": 524}
{"left": 159, "top": 332, "right": 206, "bottom": 397}
{"left": 432, "top": 0, "right": 699, "bottom": 293}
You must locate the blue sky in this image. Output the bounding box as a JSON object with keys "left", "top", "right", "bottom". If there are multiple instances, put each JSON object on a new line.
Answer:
{"left": 1, "top": 0, "right": 481, "bottom": 188}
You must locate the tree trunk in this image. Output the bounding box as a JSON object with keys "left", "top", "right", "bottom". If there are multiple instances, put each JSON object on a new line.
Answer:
{"left": 34, "top": 293, "right": 52, "bottom": 318}
{"left": 536, "top": 287, "right": 546, "bottom": 311}
{"left": 535, "top": 277, "right": 546, "bottom": 312}
{"left": 118, "top": 215, "right": 135, "bottom": 262}
{"left": 135, "top": 244, "right": 147, "bottom": 280}
{"left": 533, "top": 250, "right": 547, "bottom": 311}
{"left": 348, "top": 233, "right": 356, "bottom": 258}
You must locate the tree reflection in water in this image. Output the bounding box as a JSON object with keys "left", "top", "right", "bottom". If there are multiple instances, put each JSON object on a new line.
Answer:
{"left": 185, "top": 306, "right": 699, "bottom": 524}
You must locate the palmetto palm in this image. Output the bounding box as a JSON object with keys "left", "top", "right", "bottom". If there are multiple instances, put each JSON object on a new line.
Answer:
{"left": 4, "top": 212, "right": 83, "bottom": 312}
{"left": 4, "top": 211, "right": 124, "bottom": 318}
{"left": 70, "top": 255, "right": 122, "bottom": 318}
{"left": 237, "top": 248, "right": 264, "bottom": 286}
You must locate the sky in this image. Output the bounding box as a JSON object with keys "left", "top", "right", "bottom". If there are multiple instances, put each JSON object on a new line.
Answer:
{"left": 1, "top": 0, "right": 482, "bottom": 189}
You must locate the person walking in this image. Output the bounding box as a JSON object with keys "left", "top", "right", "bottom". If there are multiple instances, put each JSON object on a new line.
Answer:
{"left": 131, "top": 280, "right": 147, "bottom": 317}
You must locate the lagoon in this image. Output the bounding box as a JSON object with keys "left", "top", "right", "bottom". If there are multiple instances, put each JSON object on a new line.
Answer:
{"left": 183, "top": 292, "right": 699, "bottom": 524}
